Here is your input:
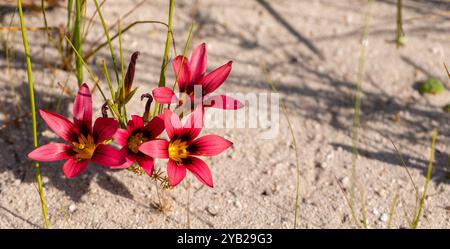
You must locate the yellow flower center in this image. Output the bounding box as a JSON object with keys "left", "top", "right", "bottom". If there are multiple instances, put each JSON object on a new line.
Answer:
{"left": 168, "top": 139, "right": 190, "bottom": 164}
{"left": 72, "top": 134, "right": 96, "bottom": 161}
{"left": 127, "top": 132, "right": 148, "bottom": 154}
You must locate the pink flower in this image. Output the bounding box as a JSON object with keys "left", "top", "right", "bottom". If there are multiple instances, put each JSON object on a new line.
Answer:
{"left": 113, "top": 114, "right": 165, "bottom": 176}
{"left": 139, "top": 107, "right": 233, "bottom": 187}
{"left": 28, "top": 83, "right": 126, "bottom": 178}
{"left": 152, "top": 43, "right": 244, "bottom": 110}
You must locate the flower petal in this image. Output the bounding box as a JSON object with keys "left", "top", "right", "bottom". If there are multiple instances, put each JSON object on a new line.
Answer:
{"left": 189, "top": 135, "right": 233, "bottom": 156}
{"left": 91, "top": 144, "right": 126, "bottom": 167}
{"left": 113, "top": 128, "right": 129, "bottom": 147}
{"left": 167, "top": 159, "right": 186, "bottom": 187}
{"left": 73, "top": 83, "right": 93, "bottom": 135}
{"left": 152, "top": 87, "right": 178, "bottom": 104}
{"left": 139, "top": 139, "right": 169, "bottom": 158}
{"left": 127, "top": 115, "right": 144, "bottom": 132}
{"left": 185, "top": 157, "right": 213, "bottom": 188}
{"left": 28, "top": 143, "right": 72, "bottom": 162}
{"left": 182, "top": 106, "right": 204, "bottom": 140}
{"left": 204, "top": 95, "right": 244, "bottom": 110}
{"left": 172, "top": 55, "right": 191, "bottom": 92}
{"left": 63, "top": 159, "right": 89, "bottom": 179}
{"left": 136, "top": 156, "right": 154, "bottom": 176}
{"left": 189, "top": 43, "right": 207, "bottom": 83}
{"left": 143, "top": 114, "right": 165, "bottom": 139}
{"left": 164, "top": 109, "right": 182, "bottom": 139}
{"left": 200, "top": 61, "right": 232, "bottom": 95}
{"left": 39, "top": 110, "right": 78, "bottom": 143}
{"left": 93, "top": 117, "right": 118, "bottom": 144}
{"left": 111, "top": 148, "right": 134, "bottom": 169}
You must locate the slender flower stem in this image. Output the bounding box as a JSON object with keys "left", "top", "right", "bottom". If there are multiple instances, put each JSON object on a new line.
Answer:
{"left": 262, "top": 63, "right": 301, "bottom": 229}
{"left": 84, "top": 20, "right": 168, "bottom": 61}
{"left": 93, "top": 0, "right": 121, "bottom": 86}
{"left": 18, "top": 0, "right": 49, "bottom": 229}
{"left": 172, "top": 22, "right": 194, "bottom": 91}
{"left": 159, "top": 0, "right": 174, "bottom": 88}
{"left": 396, "top": 0, "right": 405, "bottom": 48}
{"left": 152, "top": 0, "right": 175, "bottom": 117}
{"left": 350, "top": 0, "right": 373, "bottom": 228}
{"left": 411, "top": 129, "right": 437, "bottom": 228}
{"left": 74, "top": 0, "right": 83, "bottom": 86}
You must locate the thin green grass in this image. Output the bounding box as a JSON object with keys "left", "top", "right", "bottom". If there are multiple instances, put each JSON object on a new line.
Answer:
{"left": 159, "top": 0, "right": 174, "bottom": 88}
{"left": 166, "top": 22, "right": 194, "bottom": 114}
{"left": 334, "top": 174, "right": 360, "bottom": 228}
{"left": 410, "top": 129, "right": 437, "bottom": 228}
{"left": 2, "top": 12, "right": 22, "bottom": 115}
{"left": 18, "top": 0, "right": 49, "bottom": 228}
{"left": 65, "top": 36, "right": 108, "bottom": 102}
{"left": 74, "top": 0, "right": 83, "bottom": 86}
{"left": 149, "top": 0, "right": 175, "bottom": 118}
{"left": 262, "top": 63, "right": 301, "bottom": 229}
{"left": 41, "top": 0, "right": 66, "bottom": 69}
{"left": 396, "top": 0, "right": 406, "bottom": 48}
{"left": 172, "top": 22, "right": 194, "bottom": 91}
{"left": 85, "top": 0, "right": 146, "bottom": 53}
{"left": 349, "top": 0, "right": 373, "bottom": 228}
{"left": 93, "top": 0, "right": 120, "bottom": 86}
{"left": 387, "top": 193, "right": 399, "bottom": 228}
{"left": 84, "top": 20, "right": 169, "bottom": 61}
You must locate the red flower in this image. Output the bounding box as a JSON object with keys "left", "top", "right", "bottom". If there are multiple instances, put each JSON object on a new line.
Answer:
{"left": 152, "top": 43, "right": 244, "bottom": 110}
{"left": 139, "top": 107, "right": 233, "bottom": 187}
{"left": 113, "top": 114, "right": 165, "bottom": 176}
{"left": 28, "top": 83, "right": 126, "bottom": 178}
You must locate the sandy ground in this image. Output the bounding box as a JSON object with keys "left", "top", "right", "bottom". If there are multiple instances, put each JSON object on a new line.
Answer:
{"left": 0, "top": 0, "right": 450, "bottom": 228}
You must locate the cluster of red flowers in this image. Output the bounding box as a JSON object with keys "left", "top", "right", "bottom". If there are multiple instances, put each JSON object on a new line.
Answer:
{"left": 28, "top": 43, "right": 243, "bottom": 188}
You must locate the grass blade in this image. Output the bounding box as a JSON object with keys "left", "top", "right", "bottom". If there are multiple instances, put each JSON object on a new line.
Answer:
{"left": 18, "top": 0, "right": 49, "bottom": 229}
{"left": 387, "top": 193, "right": 399, "bottom": 229}
{"left": 74, "top": 0, "right": 83, "bottom": 86}
{"left": 396, "top": 0, "right": 406, "bottom": 48}
{"left": 262, "top": 63, "right": 301, "bottom": 229}
{"left": 84, "top": 20, "right": 168, "bottom": 61}
{"left": 93, "top": 0, "right": 121, "bottom": 86}
{"left": 159, "top": 0, "right": 174, "bottom": 88}
{"left": 350, "top": 0, "right": 373, "bottom": 228}
{"left": 410, "top": 129, "right": 437, "bottom": 228}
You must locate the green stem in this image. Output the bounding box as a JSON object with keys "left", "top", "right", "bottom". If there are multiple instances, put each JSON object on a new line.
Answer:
{"left": 350, "top": 0, "right": 373, "bottom": 228}
{"left": 67, "top": 0, "right": 73, "bottom": 34}
{"left": 396, "top": 0, "right": 405, "bottom": 48}
{"left": 18, "top": 0, "right": 49, "bottom": 229}
{"left": 152, "top": 0, "right": 174, "bottom": 116}
{"left": 84, "top": 20, "right": 168, "bottom": 61}
{"left": 74, "top": 0, "right": 83, "bottom": 86}
{"left": 411, "top": 129, "right": 437, "bottom": 228}
{"left": 263, "top": 64, "right": 301, "bottom": 229}
{"left": 159, "top": 0, "right": 174, "bottom": 88}
{"left": 93, "top": 0, "right": 121, "bottom": 88}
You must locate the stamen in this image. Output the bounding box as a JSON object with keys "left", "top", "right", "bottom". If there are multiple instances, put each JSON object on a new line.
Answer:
{"left": 168, "top": 139, "right": 190, "bottom": 164}
{"left": 72, "top": 134, "right": 96, "bottom": 161}
{"left": 127, "top": 132, "right": 148, "bottom": 154}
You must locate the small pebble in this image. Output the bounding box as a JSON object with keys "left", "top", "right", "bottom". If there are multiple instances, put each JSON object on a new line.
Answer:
{"left": 234, "top": 200, "right": 242, "bottom": 209}
{"left": 13, "top": 179, "right": 21, "bottom": 186}
{"left": 206, "top": 205, "right": 220, "bottom": 216}
{"left": 325, "top": 151, "right": 335, "bottom": 161}
{"left": 69, "top": 204, "right": 77, "bottom": 212}
{"left": 380, "top": 213, "right": 388, "bottom": 223}
{"left": 340, "top": 177, "right": 350, "bottom": 187}
{"left": 372, "top": 208, "right": 380, "bottom": 216}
